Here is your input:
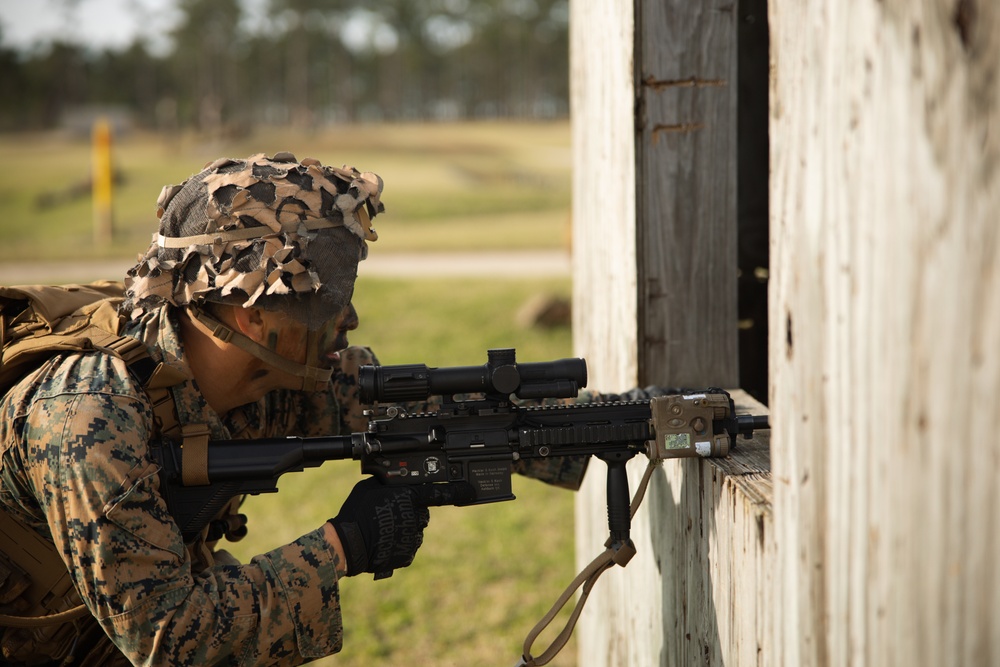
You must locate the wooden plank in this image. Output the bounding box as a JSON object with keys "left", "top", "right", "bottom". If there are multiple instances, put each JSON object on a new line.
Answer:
{"left": 769, "top": 1, "right": 1000, "bottom": 665}
{"left": 569, "top": 2, "right": 642, "bottom": 657}
{"left": 656, "top": 391, "right": 772, "bottom": 667}
{"left": 570, "top": 0, "right": 639, "bottom": 392}
{"left": 635, "top": 0, "right": 739, "bottom": 388}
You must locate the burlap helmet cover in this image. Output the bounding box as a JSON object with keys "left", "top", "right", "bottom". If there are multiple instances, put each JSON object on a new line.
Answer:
{"left": 123, "top": 152, "right": 382, "bottom": 329}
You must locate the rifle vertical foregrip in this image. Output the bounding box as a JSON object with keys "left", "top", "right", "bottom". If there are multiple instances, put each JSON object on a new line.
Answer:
{"left": 598, "top": 451, "right": 639, "bottom": 567}
{"left": 599, "top": 452, "right": 634, "bottom": 545}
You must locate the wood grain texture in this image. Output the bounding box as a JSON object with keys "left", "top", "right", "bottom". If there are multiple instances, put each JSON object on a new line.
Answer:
{"left": 570, "top": 0, "right": 639, "bottom": 392}
{"left": 569, "top": 0, "right": 644, "bottom": 654}
{"left": 636, "top": 0, "right": 739, "bottom": 389}
{"left": 769, "top": 1, "right": 1000, "bottom": 665}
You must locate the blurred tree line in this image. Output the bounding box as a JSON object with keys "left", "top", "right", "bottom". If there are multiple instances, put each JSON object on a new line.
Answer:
{"left": 0, "top": 0, "right": 569, "bottom": 132}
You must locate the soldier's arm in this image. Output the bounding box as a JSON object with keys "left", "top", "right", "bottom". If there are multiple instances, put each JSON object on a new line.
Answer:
{"left": 23, "top": 365, "right": 346, "bottom": 665}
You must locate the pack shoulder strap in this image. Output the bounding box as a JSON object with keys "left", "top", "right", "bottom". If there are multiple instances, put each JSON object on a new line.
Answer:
{"left": 0, "top": 280, "right": 189, "bottom": 402}
{"left": 0, "top": 282, "right": 130, "bottom": 396}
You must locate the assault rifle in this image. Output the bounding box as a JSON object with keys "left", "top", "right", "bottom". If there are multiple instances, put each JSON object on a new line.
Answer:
{"left": 156, "top": 348, "right": 768, "bottom": 560}
{"left": 155, "top": 348, "right": 768, "bottom": 665}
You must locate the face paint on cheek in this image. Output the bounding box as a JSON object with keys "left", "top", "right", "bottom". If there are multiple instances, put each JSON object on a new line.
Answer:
{"left": 321, "top": 305, "right": 356, "bottom": 355}
{"left": 280, "top": 325, "right": 310, "bottom": 364}
{"left": 316, "top": 327, "right": 336, "bottom": 357}
{"left": 263, "top": 317, "right": 311, "bottom": 366}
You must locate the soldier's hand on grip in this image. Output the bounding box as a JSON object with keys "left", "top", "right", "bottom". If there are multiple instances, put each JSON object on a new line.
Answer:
{"left": 329, "top": 477, "right": 472, "bottom": 579}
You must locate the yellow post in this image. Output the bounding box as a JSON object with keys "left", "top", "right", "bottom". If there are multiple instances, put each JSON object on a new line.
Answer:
{"left": 92, "top": 117, "right": 114, "bottom": 245}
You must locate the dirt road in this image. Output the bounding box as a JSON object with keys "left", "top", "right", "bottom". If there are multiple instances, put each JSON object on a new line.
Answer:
{"left": 0, "top": 250, "right": 571, "bottom": 285}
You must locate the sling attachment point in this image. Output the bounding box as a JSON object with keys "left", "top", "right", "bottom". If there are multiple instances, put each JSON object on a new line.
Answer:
{"left": 179, "top": 424, "right": 212, "bottom": 487}
{"left": 100, "top": 331, "right": 143, "bottom": 357}
{"left": 515, "top": 460, "right": 659, "bottom": 667}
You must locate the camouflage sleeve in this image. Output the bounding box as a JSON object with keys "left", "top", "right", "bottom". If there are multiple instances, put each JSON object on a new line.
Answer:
{"left": 253, "top": 387, "right": 341, "bottom": 438}
{"left": 511, "top": 456, "right": 590, "bottom": 490}
{"left": 24, "top": 385, "right": 343, "bottom": 665}
{"left": 330, "top": 346, "right": 379, "bottom": 435}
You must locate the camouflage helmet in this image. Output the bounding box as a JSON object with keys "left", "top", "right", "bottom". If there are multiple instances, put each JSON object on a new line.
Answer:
{"left": 123, "top": 152, "right": 382, "bottom": 330}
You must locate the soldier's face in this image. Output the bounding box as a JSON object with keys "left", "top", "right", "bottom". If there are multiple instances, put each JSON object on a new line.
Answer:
{"left": 261, "top": 302, "right": 360, "bottom": 370}
{"left": 314, "top": 302, "right": 360, "bottom": 368}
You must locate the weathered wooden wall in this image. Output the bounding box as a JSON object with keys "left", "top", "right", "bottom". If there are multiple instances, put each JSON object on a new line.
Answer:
{"left": 569, "top": 2, "right": 641, "bottom": 661}
{"left": 769, "top": 2, "right": 1000, "bottom": 666}
{"left": 571, "top": 0, "right": 768, "bottom": 665}
{"left": 573, "top": 0, "right": 999, "bottom": 665}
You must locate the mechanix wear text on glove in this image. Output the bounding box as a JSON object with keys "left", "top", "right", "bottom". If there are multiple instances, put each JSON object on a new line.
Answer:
{"left": 330, "top": 477, "right": 430, "bottom": 579}
{"left": 329, "top": 477, "right": 475, "bottom": 579}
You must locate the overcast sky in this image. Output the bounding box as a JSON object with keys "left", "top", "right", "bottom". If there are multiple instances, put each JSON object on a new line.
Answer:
{"left": 0, "top": 0, "right": 184, "bottom": 52}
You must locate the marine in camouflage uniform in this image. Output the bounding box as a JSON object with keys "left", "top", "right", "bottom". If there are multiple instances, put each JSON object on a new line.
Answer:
{"left": 0, "top": 153, "right": 588, "bottom": 666}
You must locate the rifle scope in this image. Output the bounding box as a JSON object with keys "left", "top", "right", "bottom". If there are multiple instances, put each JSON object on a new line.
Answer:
{"left": 358, "top": 348, "right": 588, "bottom": 403}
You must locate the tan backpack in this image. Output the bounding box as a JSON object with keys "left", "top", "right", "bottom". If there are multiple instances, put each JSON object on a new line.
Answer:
{"left": 0, "top": 282, "right": 238, "bottom": 665}
{"left": 0, "top": 281, "right": 146, "bottom": 397}
{"left": 0, "top": 282, "right": 159, "bottom": 662}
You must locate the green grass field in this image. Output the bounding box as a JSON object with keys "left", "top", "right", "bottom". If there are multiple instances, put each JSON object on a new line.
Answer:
{"left": 0, "top": 123, "right": 580, "bottom": 665}
{"left": 0, "top": 122, "right": 571, "bottom": 260}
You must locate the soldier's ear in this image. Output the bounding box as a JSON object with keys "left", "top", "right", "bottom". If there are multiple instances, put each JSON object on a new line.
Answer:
{"left": 231, "top": 306, "right": 267, "bottom": 343}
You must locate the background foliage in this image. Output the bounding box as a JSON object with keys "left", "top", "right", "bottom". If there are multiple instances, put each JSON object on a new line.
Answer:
{"left": 1, "top": 1, "right": 581, "bottom": 659}
{"left": 0, "top": 121, "right": 571, "bottom": 260}
{"left": 0, "top": 0, "right": 569, "bottom": 132}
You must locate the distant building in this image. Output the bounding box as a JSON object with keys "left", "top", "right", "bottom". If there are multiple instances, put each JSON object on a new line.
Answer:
{"left": 59, "top": 105, "right": 132, "bottom": 137}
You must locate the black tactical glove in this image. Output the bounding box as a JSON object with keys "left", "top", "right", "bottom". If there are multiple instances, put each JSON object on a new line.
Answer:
{"left": 330, "top": 477, "right": 474, "bottom": 579}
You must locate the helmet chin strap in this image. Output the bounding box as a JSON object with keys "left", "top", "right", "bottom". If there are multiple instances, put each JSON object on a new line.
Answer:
{"left": 189, "top": 306, "right": 333, "bottom": 392}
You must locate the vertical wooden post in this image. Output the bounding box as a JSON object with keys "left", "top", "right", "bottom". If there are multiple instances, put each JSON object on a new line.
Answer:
{"left": 570, "top": 0, "right": 639, "bottom": 392}
{"left": 571, "top": 1, "right": 752, "bottom": 666}
{"left": 569, "top": 3, "right": 640, "bottom": 662}
{"left": 770, "top": 1, "right": 1000, "bottom": 665}
{"left": 635, "top": 0, "right": 739, "bottom": 389}
{"left": 92, "top": 117, "right": 114, "bottom": 246}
